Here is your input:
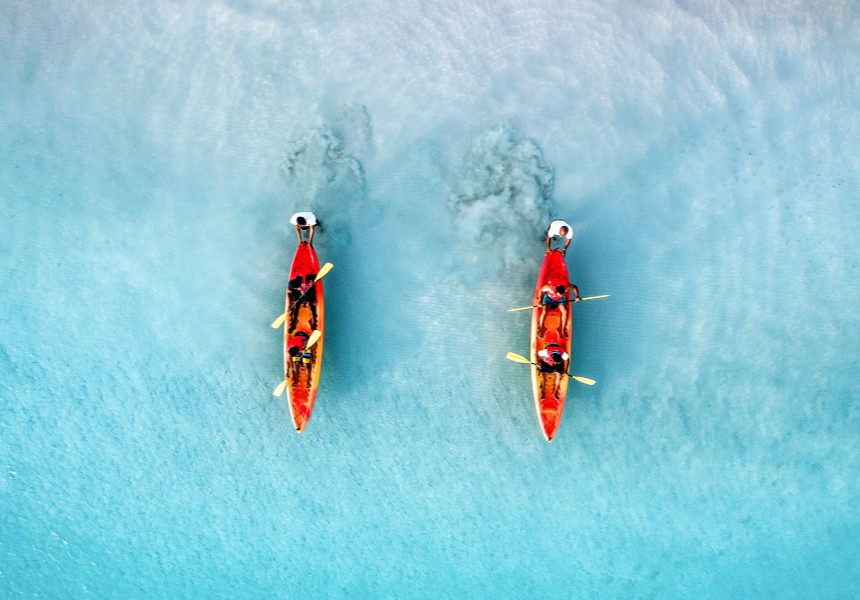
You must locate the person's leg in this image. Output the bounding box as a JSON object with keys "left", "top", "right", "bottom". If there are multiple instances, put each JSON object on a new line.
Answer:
{"left": 300, "top": 354, "right": 312, "bottom": 382}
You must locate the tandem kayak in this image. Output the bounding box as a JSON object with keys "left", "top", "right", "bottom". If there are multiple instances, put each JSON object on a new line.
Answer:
{"left": 282, "top": 241, "right": 325, "bottom": 432}
{"left": 530, "top": 249, "right": 573, "bottom": 441}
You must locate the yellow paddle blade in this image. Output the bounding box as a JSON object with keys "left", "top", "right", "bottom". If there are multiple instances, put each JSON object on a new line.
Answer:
{"left": 314, "top": 262, "right": 334, "bottom": 282}
{"left": 571, "top": 375, "right": 596, "bottom": 386}
{"left": 273, "top": 379, "right": 287, "bottom": 396}
{"left": 505, "top": 352, "right": 532, "bottom": 364}
{"left": 271, "top": 313, "right": 286, "bottom": 329}
{"left": 580, "top": 294, "right": 610, "bottom": 301}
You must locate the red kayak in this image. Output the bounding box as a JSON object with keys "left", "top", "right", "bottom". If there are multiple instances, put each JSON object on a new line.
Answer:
{"left": 530, "top": 249, "right": 573, "bottom": 441}
{"left": 281, "top": 242, "right": 325, "bottom": 432}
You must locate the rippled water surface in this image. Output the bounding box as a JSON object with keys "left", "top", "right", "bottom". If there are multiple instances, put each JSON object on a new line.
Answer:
{"left": 2, "top": 1, "right": 859, "bottom": 597}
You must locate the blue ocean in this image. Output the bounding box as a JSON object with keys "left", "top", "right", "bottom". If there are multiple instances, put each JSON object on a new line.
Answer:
{"left": 2, "top": 1, "right": 858, "bottom": 597}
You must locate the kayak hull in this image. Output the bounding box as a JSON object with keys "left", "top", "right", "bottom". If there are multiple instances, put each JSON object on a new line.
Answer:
{"left": 530, "top": 250, "right": 572, "bottom": 441}
{"left": 283, "top": 242, "right": 324, "bottom": 432}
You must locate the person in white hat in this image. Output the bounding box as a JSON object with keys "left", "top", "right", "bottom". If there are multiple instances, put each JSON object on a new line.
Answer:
{"left": 290, "top": 211, "right": 318, "bottom": 245}
{"left": 545, "top": 219, "right": 572, "bottom": 255}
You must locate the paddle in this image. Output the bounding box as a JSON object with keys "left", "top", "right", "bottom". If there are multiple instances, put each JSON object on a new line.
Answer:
{"left": 271, "top": 262, "right": 334, "bottom": 328}
{"left": 314, "top": 262, "right": 334, "bottom": 282}
{"left": 306, "top": 329, "right": 322, "bottom": 348}
{"left": 273, "top": 330, "right": 322, "bottom": 396}
{"left": 504, "top": 352, "right": 596, "bottom": 386}
{"left": 506, "top": 294, "right": 610, "bottom": 312}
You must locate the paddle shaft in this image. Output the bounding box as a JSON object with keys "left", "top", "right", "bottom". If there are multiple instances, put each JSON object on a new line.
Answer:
{"left": 507, "top": 294, "right": 609, "bottom": 312}
{"left": 504, "top": 352, "right": 595, "bottom": 385}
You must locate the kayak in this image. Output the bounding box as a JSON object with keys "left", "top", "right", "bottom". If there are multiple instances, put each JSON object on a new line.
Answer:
{"left": 530, "top": 249, "right": 573, "bottom": 441}
{"left": 282, "top": 241, "right": 325, "bottom": 432}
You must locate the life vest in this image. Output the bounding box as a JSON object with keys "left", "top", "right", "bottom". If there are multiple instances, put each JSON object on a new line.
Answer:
{"left": 544, "top": 288, "right": 565, "bottom": 302}
{"left": 538, "top": 345, "right": 568, "bottom": 365}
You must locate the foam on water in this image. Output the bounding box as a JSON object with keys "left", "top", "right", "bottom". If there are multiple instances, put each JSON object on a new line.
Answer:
{"left": 449, "top": 126, "right": 556, "bottom": 270}
{"left": 2, "top": 0, "right": 859, "bottom": 597}
{"left": 279, "top": 121, "right": 368, "bottom": 246}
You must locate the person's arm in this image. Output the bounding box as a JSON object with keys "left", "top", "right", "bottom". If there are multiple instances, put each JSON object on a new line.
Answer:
{"left": 295, "top": 224, "right": 303, "bottom": 243}
{"left": 563, "top": 237, "right": 571, "bottom": 255}
{"left": 570, "top": 284, "right": 581, "bottom": 302}
{"left": 308, "top": 225, "right": 315, "bottom": 245}
{"left": 546, "top": 235, "right": 552, "bottom": 252}
{"left": 538, "top": 285, "right": 553, "bottom": 304}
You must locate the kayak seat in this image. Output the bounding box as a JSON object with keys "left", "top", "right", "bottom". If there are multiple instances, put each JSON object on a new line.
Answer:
{"left": 297, "top": 305, "right": 313, "bottom": 322}
{"left": 543, "top": 330, "right": 560, "bottom": 344}
{"left": 544, "top": 314, "right": 560, "bottom": 332}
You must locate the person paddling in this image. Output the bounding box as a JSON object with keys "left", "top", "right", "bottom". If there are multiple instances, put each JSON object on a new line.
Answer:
{"left": 287, "top": 273, "right": 318, "bottom": 330}
{"left": 290, "top": 211, "right": 319, "bottom": 245}
{"left": 286, "top": 332, "right": 313, "bottom": 381}
{"left": 538, "top": 280, "right": 581, "bottom": 336}
{"left": 545, "top": 219, "right": 573, "bottom": 255}
{"left": 288, "top": 273, "right": 318, "bottom": 306}
{"left": 537, "top": 344, "right": 569, "bottom": 399}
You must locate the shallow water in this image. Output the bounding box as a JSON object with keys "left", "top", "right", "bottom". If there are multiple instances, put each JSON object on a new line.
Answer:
{"left": 2, "top": 1, "right": 859, "bottom": 597}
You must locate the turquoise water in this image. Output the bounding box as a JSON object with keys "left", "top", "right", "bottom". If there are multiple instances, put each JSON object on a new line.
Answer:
{"left": 2, "top": 1, "right": 859, "bottom": 597}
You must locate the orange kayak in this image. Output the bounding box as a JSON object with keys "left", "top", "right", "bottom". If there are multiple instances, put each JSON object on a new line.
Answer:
{"left": 530, "top": 249, "right": 572, "bottom": 441}
{"left": 282, "top": 242, "right": 325, "bottom": 432}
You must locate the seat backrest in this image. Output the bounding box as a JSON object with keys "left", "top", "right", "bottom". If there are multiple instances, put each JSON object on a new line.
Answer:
{"left": 294, "top": 321, "right": 312, "bottom": 336}
{"left": 543, "top": 329, "right": 560, "bottom": 344}
{"left": 297, "top": 305, "right": 313, "bottom": 322}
